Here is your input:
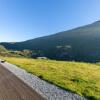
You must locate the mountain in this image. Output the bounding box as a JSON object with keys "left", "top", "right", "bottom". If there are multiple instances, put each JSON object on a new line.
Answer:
{"left": 1, "top": 20, "right": 100, "bottom": 62}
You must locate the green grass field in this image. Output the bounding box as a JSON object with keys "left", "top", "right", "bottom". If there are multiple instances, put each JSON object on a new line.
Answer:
{"left": 1, "top": 57, "right": 100, "bottom": 100}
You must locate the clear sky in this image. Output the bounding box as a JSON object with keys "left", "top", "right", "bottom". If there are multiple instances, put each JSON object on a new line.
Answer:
{"left": 0, "top": 0, "right": 100, "bottom": 42}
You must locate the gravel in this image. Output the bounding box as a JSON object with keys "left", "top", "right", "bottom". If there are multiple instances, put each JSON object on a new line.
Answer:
{"left": 1, "top": 62, "right": 88, "bottom": 100}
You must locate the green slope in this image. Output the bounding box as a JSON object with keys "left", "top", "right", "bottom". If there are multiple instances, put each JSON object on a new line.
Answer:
{"left": 2, "top": 57, "right": 100, "bottom": 100}
{"left": 1, "top": 21, "right": 100, "bottom": 62}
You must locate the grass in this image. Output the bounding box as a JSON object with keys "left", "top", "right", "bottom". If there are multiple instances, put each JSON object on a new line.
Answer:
{"left": 1, "top": 57, "right": 100, "bottom": 100}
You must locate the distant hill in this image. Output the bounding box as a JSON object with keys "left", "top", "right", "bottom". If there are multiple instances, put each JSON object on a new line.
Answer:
{"left": 1, "top": 21, "right": 100, "bottom": 62}
{"left": 0, "top": 45, "right": 7, "bottom": 52}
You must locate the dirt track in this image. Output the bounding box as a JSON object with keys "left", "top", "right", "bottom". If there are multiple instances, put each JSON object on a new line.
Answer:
{"left": 0, "top": 64, "right": 45, "bottom": 100}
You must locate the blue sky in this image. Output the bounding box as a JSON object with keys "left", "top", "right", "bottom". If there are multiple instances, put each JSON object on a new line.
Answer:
{"left": 0, "top": 0, "right": 100, "bottom": 42}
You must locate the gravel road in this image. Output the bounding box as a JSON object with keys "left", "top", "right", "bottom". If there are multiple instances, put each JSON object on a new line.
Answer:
{"left": 0, "top": 64, "right": 45, "bottom": 100}
{"left": 1, "top": 62, "right": 88, "bottom": 100}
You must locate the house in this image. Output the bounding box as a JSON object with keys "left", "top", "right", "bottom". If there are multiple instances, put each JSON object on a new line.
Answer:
{"left": 37, "top": 57, "right": 47, "bottom": 59}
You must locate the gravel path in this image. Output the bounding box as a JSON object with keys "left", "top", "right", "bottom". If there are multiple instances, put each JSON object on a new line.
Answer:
{"left": 1, "top": 62, "right": 87, "bottom": 100}
{"left": 0, "top": 64, "right": 45, "bottom": 100}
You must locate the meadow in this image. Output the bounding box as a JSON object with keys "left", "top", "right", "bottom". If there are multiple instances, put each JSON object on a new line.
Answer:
{"left": 2, "top": 57, "right": 100, "bottom": 100}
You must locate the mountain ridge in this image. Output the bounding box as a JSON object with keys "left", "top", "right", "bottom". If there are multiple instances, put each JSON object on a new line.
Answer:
{"left": 1, "top": 20, "right": 100, "bottom": 62}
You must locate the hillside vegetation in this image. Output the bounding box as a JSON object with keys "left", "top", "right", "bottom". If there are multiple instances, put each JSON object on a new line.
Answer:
{"left": 1, "top": 21, "right": 100, "bottom": 62}
{"left": 0, "top": 45, "right": 7, "bottom": 52}
{"left": 0, "top": 45, "right": 32, "bottom": 57}
{"left": 2, "top": 57, "right": 100, "bottom": 100}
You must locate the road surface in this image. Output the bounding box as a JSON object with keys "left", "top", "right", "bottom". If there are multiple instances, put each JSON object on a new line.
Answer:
{"left": 0, "top": 64, "right": 45, "bottom": 100}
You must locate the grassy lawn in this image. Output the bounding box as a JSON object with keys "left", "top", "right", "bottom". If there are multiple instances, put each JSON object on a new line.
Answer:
{"left": 1, "top": 57, "right": 100, "bottom": 100}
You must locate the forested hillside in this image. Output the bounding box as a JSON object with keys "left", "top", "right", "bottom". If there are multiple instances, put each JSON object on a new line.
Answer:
{"left": 1, "top": 21, "right": 100, "bottom": 62}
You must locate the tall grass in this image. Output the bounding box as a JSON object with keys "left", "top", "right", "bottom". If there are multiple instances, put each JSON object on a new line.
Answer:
{"left": 2, "top": 57, "right": 100, "bottom": 100}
